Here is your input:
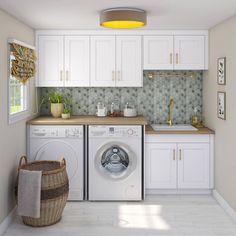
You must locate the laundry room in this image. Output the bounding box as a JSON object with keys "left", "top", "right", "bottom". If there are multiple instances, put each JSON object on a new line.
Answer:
{"left": 0, "top": 1, "right": 236, "bottom": 235}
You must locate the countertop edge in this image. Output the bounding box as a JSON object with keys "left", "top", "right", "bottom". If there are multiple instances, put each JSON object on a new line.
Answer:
{"left": 27, "top": 115, "right": 148, "bottom": 125}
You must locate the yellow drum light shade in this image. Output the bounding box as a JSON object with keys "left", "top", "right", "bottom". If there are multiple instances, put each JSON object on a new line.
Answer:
{"left": 100, "top": 8, "right": 147, "bottom": 29}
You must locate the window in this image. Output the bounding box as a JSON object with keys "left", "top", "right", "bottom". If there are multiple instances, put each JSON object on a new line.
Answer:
{"left": 9, "top": 55, "right": 30, "bottom": 124}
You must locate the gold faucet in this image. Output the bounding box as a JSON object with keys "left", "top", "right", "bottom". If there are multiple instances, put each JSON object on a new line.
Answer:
{"left": 166, "top": 97, "right": 174, "bottom": 126}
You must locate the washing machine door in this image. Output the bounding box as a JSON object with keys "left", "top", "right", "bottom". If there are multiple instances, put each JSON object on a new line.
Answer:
{"left": 95, "top": 142, "right": 136, "bottom": 180}
{"left": 34, "top": 140, "right": 78, "bottom": 181}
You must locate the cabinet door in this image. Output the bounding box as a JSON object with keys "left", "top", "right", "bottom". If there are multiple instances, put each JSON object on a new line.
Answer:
{"left": 90, "top": 36, "right": 116, "bottom": 87}
{"left": 174, "top": 36, "right": 205, "bottom": 70}
{"left": 116, "top": 36, "right": 142, "bottom": 87}
{"left": 146, "top": 143, "right": 177, "bottom": 189}
{"left": 38, "top": 36, "right": 64, "bottom": 87}
{"left": 64, "top": 36, "right": 90, "bottom": 87}
{"left": 177, "top": 143, "right": 209, "bottom": 189}
{"left": 143, "top": 36, "right": 174, "bottom": 70}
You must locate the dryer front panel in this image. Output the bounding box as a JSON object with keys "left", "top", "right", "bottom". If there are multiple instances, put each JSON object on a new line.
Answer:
{"left": 29, "top": 138, "right": 84, "bottom": 201}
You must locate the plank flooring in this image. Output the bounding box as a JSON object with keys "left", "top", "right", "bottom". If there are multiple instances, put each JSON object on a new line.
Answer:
{"left": 3, "top": 195, "right": 236, "bottom": 236}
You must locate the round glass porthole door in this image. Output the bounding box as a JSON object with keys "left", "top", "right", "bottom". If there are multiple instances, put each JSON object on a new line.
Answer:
{"left": 95, "top": 142, "right": 136, "bottom": 180}
{"left": 101, "top": 146, "right": 129, "bottom": 174}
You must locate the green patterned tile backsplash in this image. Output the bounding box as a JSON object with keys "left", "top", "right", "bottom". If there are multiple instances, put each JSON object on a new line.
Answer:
{"left": 40, "top": 71, "right": 203, "bottom": 124}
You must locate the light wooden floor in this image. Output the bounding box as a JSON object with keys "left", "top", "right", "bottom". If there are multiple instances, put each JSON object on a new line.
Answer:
{"left": 4, "top": 195, "right": 236, "bottom": 236}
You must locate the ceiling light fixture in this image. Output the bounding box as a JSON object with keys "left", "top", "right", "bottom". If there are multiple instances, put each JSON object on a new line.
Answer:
{"left": 100, "top": 8, "right": 147, "bottom": 29}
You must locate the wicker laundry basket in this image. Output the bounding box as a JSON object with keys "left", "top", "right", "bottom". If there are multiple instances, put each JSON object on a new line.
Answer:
{"left": 16, "top": 156, "right": 69, "bottom": 227}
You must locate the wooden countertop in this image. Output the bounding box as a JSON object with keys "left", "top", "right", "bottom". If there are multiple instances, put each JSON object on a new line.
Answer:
{"left": 27, "top": 115, "right": 148, "bottom": 125}
{"left": 27, "top": 116, "right": 214, "bottom": 134}
{"left": 145, "top": 125, "right": 215, "bottom": 135}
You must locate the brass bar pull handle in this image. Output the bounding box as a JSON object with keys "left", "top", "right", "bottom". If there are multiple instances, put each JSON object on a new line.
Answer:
{"left": 170, "top": 53, "right": 173, "bottom": 64}
{"left": 112, "top": 71, "right": 115, "bottom": 81}
{"left": 179, "top": 149, "right": 182, "bottom": 160}
{"left": 117, "top": 70, "right": 121, "bottom": 81}
{"left": 66, "top": 70, "right": 69, "bottom": 81}
{"left": 173, "top": 149, "right": 175, "bottom": 160}
{"left": 176, "top": 53, "right": 179, "bottom": 64}
{"left": 60, "top": 70, "right": 63, "bottom": 81}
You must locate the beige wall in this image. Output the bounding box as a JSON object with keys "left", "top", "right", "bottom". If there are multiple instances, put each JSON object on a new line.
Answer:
{"left": 0, "top": 9, "right": 35, "bottom": 223}
{"left": 203, "top": 15, "right": 236, "bottom": 211}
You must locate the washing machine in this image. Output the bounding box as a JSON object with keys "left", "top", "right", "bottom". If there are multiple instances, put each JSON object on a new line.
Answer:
{"left": 27, "top": 125, "right": 84, "bottom": 201}
{"left": 88, "top": 125, "right": 143, "bottom": 201}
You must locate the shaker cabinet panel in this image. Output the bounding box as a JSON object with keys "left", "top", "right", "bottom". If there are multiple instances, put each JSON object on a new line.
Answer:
{"left": 143, "top": 35, "right": 206, "bottom": 70}
{"left": 177, "top": 143, "right": 210, "bottom": 189}
{"left": 90, "top": 36, "right": 116, "bottom": 87}
{"left": 174, "top": 36, "right": 205, "bottom": 70}
{"left": 146, "top": 143, "right": 177, "bottom": 189}
{"left": 116, "top": 36, "right": 142, "bottom": 87}
{"left": 143, "top": 36, "right": 174, "bottom": 70}
{"left": 38, "top": 36, "right": 64, "bottom": 87}
{"left": 64, "top": 36, "right": 90, "bottom": 87}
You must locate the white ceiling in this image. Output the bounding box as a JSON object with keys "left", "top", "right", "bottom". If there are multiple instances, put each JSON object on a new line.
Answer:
{"left": 0, "top": 0, "right": 236, "bottom": 30}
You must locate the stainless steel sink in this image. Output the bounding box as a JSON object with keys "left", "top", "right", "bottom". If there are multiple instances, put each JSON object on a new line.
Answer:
{"left": 151, "top": 124, "right": 198, "bottom": 131}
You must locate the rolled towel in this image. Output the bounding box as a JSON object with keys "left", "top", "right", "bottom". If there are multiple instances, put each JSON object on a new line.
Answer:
{"left": 17, "top": 169, "right": 42, "bottom": 218}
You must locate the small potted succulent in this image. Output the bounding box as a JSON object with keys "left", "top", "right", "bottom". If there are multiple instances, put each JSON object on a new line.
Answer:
{"left": 48, "top": 91, "right": 64, "bottom": 118}
{"left": 61, "top": 107, "right": 71, "bottom": 119}
{"left": 61, "top": 97, "right": 71, "bottom": 119}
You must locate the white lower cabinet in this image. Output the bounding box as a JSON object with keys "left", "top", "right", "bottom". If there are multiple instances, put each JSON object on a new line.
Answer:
{"left": 145, "top": 135, "right": 213, "bottom": 190}
{"left": 177, "top": 143, "right": 209, "bottom": 189}
{"left": 146, "top": 143, "right": 177, "bottom": 189}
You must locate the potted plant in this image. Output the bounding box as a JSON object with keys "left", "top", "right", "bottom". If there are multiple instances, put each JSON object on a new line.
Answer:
{"left": 48, "top": 91, "right": 64, "bottom": 118}
{"left": 61, "top": 107, "right": 71, "bottom": 119}
{"left": 61, "top": 97, "right": 71, "bottom": 119}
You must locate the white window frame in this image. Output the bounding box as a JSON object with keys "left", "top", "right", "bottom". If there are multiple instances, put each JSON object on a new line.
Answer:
{"left": 8, "top": 39, "right": 35, "bottom": 124}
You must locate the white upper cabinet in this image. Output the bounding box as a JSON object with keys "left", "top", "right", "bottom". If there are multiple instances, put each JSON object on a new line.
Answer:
{"left": 116, "top": 36, "right": 142, "bottom": 87}
{"left": 38, "top": 36, "right": 64, "bottom": 87}
{"left": 64, "top": 36, "right": 90, "bottom": 87}
{"left": 143, "top": 36, "right": 174, "bottom": 70}
{"left": 90, "top": 36, "right": 116, "bottom": 87}
{"left": 143, "top": 34, "right": 207, "bottom": 70}
{"left": 174, "top": 36, "right": 205, "bottom": 70}
{"left": 177, "top": 143, "right": 210, "bottom": 189}
{"left": 36, "top": 31, "right": 208, "bottom": 87}
{"left": 90, "top": 35, "right": 142, "bottom": 87}
{"left": 37, "top": 35, "right": 90, "bottom": 87}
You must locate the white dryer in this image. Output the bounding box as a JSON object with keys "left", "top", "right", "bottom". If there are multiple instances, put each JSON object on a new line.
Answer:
{"left": 88, "top": 125, "right": 143, "bottom": 201}
{"left": 28, "top": 125, "right": 84, "bottom": 201}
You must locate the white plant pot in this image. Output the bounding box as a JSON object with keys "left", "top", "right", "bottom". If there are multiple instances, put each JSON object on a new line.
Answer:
{"left": 51, "top": 103, "right": 64, "bottom": 118}
{"left": 61, "top": 113, "right": 70, "bottom": 119}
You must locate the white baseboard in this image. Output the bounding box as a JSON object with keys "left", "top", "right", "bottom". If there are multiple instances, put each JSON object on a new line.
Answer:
{"left": 213, "top": 190, "right": 236, "bottom": 223}
{"left": 0, "top": 207, "right": 16, "bottom": 236}
{"left": 146, "top": 189, "right": 212, "bottom": 195}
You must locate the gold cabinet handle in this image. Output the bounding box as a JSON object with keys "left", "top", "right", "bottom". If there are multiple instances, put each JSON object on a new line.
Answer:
{"left": 173, "top": 149, "right": 175, "bottom": 160}
{"left": 60, "top": 70, "right": 63, "bottom": 81}
{"left": 66, "top": 70, "right": 69, "bottom": 81}
{"left": 112, "top": 70, "right": 115, "bottom": 81}
{"left": 170, "top": 53, "right": 173, "bottom": 64}
{"left": 179, "top": 149, "right": 182, "bottom": 160}
{"left": 117, "top": 70, "right": 121, "bottom": 81}
{"left": 176, "top": 53, "right": 179, "bottom": 64}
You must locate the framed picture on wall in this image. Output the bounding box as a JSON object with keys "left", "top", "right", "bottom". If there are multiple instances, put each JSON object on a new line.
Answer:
{"left": 217, "top": 57, "right": 226, "bottom": 85}
{"left": 217, "top": 91, "right": 226, "bottom": 120}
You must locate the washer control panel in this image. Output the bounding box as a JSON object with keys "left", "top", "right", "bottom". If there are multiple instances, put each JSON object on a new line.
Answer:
{"left": 89, "top": 125, "right": 142, "bottom": 138}
{"left": 30, "top": 125, "right": 83, "bottom": 138}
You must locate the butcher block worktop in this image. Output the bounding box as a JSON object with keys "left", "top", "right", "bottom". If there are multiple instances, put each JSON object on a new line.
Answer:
{"left": 27, "top": 116, "right": 214, "bottom": 134}
{"left": 145, "top": 125, "right": 215, "bottom": 134}
{"left": 27, "top": 116, "right": 148, "bottom": 125}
